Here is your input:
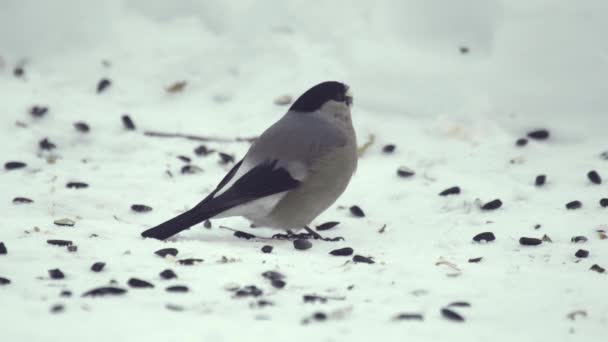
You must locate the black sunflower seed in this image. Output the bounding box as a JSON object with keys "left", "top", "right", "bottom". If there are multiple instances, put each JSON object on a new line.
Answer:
{"left": 394, "top": 313, "right": 424, "bottom": 321}
{"left": 91, "top": 262, "right": 105, "bottom": 272}
{"left": 121, "top": 114, "right": 136, "bottom": 130}
{"left": 519, "top": 237, "right": 542, "bottom": 246}
{"left": 39, "top": 138, "right": 56, "bottom": 150}
{"left": 82, "top": 286, "right": 127, "bottom": 297}
{"left": 441, "top": 307, "right": 465, "bottom": 322}
{"left": 571, "top": 236, "right": 588, "bottom": 243}
{"left": 261, "top": 245, "right": 273, "bottom": 253}
{"left": 397, "top": 166, "right": 415, "bottom": 178}
{"left": 166, "top": 285, "right": 189, "bottom": 293}
{"left": 293, "top": 239, "right": 312, "bottom": 250}
{"left": 73, "top": 122, "right": 90, "bottom": 133}
{"left": 218, "top": 152, "right": 234, "bottom": 164}
{"left": 587, "top": 170, "right": 602, "bottom": 184}
{"left": 60, "top": 290, "right": 72, "bottom": 297}
{"left": 316, "top": 221, "right": 340, "bottom": 231}
{"left": 352, "top": 255, "right": 374, "bottom": 264}
{"left": 303, "top": 294, "right": 328, "bottom": 303}
{"left": 30, "top": 106, "right": 48, "bottom": 118}
{"left": 349, "top": 205, "right": 365, "bottom": 217}
{"left": 527, "top": 129, "right": 550, "bottom": 140}
{"left": 47, "top": 240, "right": 73, "bottom": 247}
{"left": 271, "top": 280, "right": 286, "bottom": 289}
{"left": 49, "top": 269, "right": 65, "bottom": 279}
{"left": 535, "top": 175, "right": 546, "bottom": 186}
{"left": 67, "top": 245, "right": 77, "bottom": 252}
{"left": 177, "top": 155, "right": 191, "bottom": 163}
{"left": 155, "top": 248, "right": 178, "bottom": 258}
{"left": 382, "top": 144, "right": 396, "bottom": 153}
{"left": 590, "top": 264, "right": 605, "bottom": 273}
{"left": 575, "top": 249, "right": 589, "bottom": 258}
{"left": 473, "top": 232, "right": 495, "bottom": 242}
{"left": 96, "top": 78, "right": 111, "bottom": 93}
{"left": 66, "top": 182, "right": 88, "bottom": 189}
{"left": 468, "top": 257, "right": 483, "bottom": 263}
{"left": 515, "top": 138, "right": 528, "bottom": 147}
{"left": 131, "top": 204, "right": 152, "bottom": 213}
{"left": 194, "top": 145, "right": 213, "bottom": 156}
{"left": 160, "top": 269, "right": 177, "bottom": 280}
{"left": 0, "top": 277, "right": 10, "bottom": 285}
{"left": 481, "top": 199, "right": 502, "bottom": 210}
{"left": 5, "top": 161, "right": 26, "bottom": 170}
{"left": 128, "top": 278, "right": 154, "bottom": 288}
{"left": 439, "top": 186, "right": 461, "bottom": 196}
{"left": 13, "top": 197, "right": 33, "bottom": 204}
{"left": 180, "top": 165, "right": 203, "bottom": 174}
{"left": 235, "top": 285, "right": 263, "bottom": 298}
{"left": 204, "top": 220, "right": 212, "bottom": 228}
{"left": 50, "top": 304, "right": 65, "bottom": 313}
{"left": 262, "top": 271, "right": 285, "bottom": 281}
{"left": 234, "top": 230, "right": 255, "bottom": 240}
{"left": 329, "top": 247, "right": 353, "bottom": 256}
{"left": 178, "top": 258, "right": 203, "bottom": 265}
{"left": 566, "top": 201, "right": 582, "bottom": 210}
{"left": 0, "top": 242, "right": 7, "bottom": 255}
{"left": 313, "top": 312, "right": 327, "bottom": 321}
{"left": 600, "top": 198, "right": 608, "bottom": 208}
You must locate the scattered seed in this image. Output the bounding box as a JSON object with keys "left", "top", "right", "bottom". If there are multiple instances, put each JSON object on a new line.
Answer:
{"left": 472, "top": 232, "right": 495, "bottom": 242}
{"left": 447, "top": 302, "right": 471, "bottom": 308}
{"left": 313, "top": 312, "right": 327, "bottom": 321}
{"left": 50, "top": 304, "right": 65, "bottom": 313}
{"left": 601, "top": 151, "right": 608, "bottom": 160}
{"left": 73, "top": 122, "right": 90, "bottom": 133}
{"left": 441, "top": 307, "right": 465, "bottom": 322}
{"left": 397, "top": 166, "right": 415, "bottom": 178}
{"left": 590, "top": 264, "right": 605, "bottom": 273}
{"left": 47, "top": 240, "right": 73, "bottom": 247}
{"left": 67, "top": 245, "right": 77, "bottom": 252}
{"left": 571, "top": 236, "right": 588, "bottom": 243}
{"left": 519, "top": 237, "right": 542, "bottom": 246}
{"left": 316, "top": 221, "right": 340, "bottom": 231}
{"left": 261, "top": 245, "right": 273, "bottom": 254}
{"left": 166, "top": 285, "right": 189, "bottom": 293}
{"left": 468, "top": 257, "right": 482, "bottom": 263}
{"left": 121, "top": 115, "right": 136, "bottom": 130}
{"left": 234, "top": 230, "right": 255, "bottom": 240}
{"left": 575, "top": 249, "right": 589, "bottom": 258}
{"left": 181, "top": 165, "right": 203, "bottom": 174}
{"left": 566, "top": 201, "right": 582, "bottom": 210}
{"left": 534, "top": 224, "right": 542, "bottom": 230}
{"left": 352, "top": 255, "right": 374, "bottom": 264}
{"left": 131, "top": 204, "right": 152, "bottom": 213}
{"left": 481, "top": 199, "right": 502, "bottom": 210}
{"left": 177, "top": 155, "right": 191, "bottom": 163}
{"left": 91, "top": 262, "right": 105, "bottom": 272}
{"left": 527, "top": 129, "right": 550, "bottom": 140}
{"left": 204, "top": 220, "right": 212, "bottom": 228}
{"left": 12, "top": 197, "right": 33, "bottom": 204}
{"left": 54, "top": 218, "right": 75, "bottom": 227}
{"left": 49, "top": 269, "right": 65, "bottom": 279}
{"left": 541, "top": 234, "right": 553, "bottom": 243}
{"left": 30, "top": 106, "right": 48, "bottom": 118}
{"left": 82, "top": 286, "right": 127, "bottom": 297}
{"left": 218, "top": 153, "right": 235, "bottom": 164}
{"left": 600, "top": 198, "right": 608, "bottom": 208}
{"left": 382, "top": 144, "right": 396, "bottom": 153}
{"left": 587, "top": 170, "right": 602, "bottom": 184}
{"left": 128, "top": 278, "right": 154, "bottom": 288}
{"left": 293, "top": 239, "right": 312, "bottom": 250}
{"left": 155, "top": 248, "right": 178, "bottom": 258}
{"left": 14, "top": 66, "right": 24, "bottom": 77}
{"left": 329, "top": 247, "right": 353, "bottom": 256}
{"left": 535, "top": 175, "right": 546, "bottom": 186}
{"left": 194, "top": 145, "right": 213, "bottom": 156}
{"left": 0, "top": 242, "right": 6, "bottom": 255}
{"left": 439, "top": 186, "right": 461, "bottom": 196}
{"left": 166, "top": 81, "right": 188, "bottom": 93}
{"left": 271, "top": 280, "right": 286, "bottom": 289}
{"left": 160, "top": 269, "right": 177, "bottom": 280}
{"left": 349, "top": 205, "right": 365, "bottom": 217}
{"left": 60, "top": 290, "right": 72, "bottom": 297}
{"left": 515, "top": 138, "right": 528, "bottom": 147}
{"left": 303, "top": 294, "right": 328, "bottom": 303}
{"left": 393, "top": 313, "right": 424, "bottom": 321}
{"left": 5, "top": 161, "right": 26, "bottom": 170}
{"left": 66, "top": 182, "right": 88, "bottom": 189}
{"left": 235, "top": 285, "right": 263, "bottom": 298}
{"left": 178, "top": 258, "right": 203, "bottom": 265}
{"left": 39, "top": 138, "right": 57, "bottom": 150}
{"left": 0, "top": 277, "right": 10, "bottom": 285}
{"left": 165, "top": 304, "right": 185, "bottom": 311}
{"left": 96, "top": 78, "right": 111, "bottom": 93}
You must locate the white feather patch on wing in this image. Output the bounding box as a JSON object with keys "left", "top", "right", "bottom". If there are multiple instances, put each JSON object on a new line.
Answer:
{"left": 213, "top": 192, "right": 286, "bottom": 220}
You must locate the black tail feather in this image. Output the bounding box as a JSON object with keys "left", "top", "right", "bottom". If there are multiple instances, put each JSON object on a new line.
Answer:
{"left": 140, "top": 207, "right": 213, "bottom": 240}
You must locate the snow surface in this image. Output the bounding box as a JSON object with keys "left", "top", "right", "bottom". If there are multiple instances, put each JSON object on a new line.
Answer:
{"left": 1, "top": 1, "right": 607, "bottom": 341}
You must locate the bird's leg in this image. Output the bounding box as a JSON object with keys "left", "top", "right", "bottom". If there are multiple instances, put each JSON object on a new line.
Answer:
{"left": 303, "top": 226, "right": 344, "bottom": 242}
{"left": 271, "top": 229, "right": 300, "bottom": 240}
{"left": 272, "top": 227, "right": 344, "bottom": 241}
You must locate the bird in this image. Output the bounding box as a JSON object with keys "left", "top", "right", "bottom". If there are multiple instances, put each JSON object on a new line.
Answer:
{"left": 141, "top": 81, "right": 358, "bottom": 240}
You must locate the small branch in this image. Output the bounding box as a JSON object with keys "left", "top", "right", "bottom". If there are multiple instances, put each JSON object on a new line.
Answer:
{"left": 143, "top": 130, "right": 257, "bottom": 143}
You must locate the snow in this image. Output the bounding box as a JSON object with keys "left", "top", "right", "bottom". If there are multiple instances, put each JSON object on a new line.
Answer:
{"left": 1, "top": 1, "right": 607, "bottom": 341}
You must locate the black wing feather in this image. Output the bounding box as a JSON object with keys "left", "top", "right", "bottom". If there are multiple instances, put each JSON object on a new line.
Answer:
{"left": 141, "top": 159, "right": 300, "bottom": 240}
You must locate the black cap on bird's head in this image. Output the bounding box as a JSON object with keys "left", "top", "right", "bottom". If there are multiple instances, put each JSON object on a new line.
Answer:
{"left": 289, "top": 81, "right": 353, "bottom": 113}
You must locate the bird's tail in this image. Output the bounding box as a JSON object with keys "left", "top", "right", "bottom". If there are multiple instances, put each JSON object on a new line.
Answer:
{"left": 141, "top": 207, "right": 214, "bottom": 240}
